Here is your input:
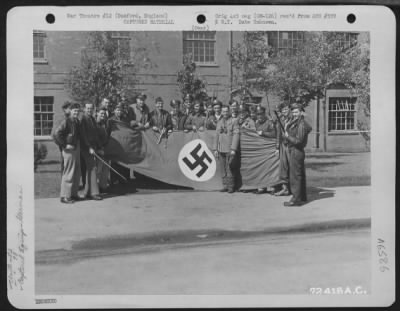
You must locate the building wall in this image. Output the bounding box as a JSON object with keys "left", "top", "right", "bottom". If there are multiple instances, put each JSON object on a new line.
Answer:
{"left": 34, "top": 31, "right": 369, "bottom": 158}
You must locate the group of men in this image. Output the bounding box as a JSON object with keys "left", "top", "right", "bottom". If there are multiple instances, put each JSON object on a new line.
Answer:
{"left": 52, "top": 92, "right": 312, "bottom": 207}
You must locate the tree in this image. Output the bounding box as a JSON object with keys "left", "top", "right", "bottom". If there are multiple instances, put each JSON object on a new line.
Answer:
{"left": 176, "top": 54, "right": 208, "bottom": 101}
{"left": 65, "top": 32, "right": 154, "bottom": 107}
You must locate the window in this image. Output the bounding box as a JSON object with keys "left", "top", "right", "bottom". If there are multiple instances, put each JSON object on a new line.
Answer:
{"left": 336, "top": 32, "right": 358, "bottom": 49}
{"left": 328, "top": 97, "right": 357, "bottom": 132}
{"left": 33, "top": 31, "right": 46, "bottom": 62}
{"left": 34, "top": 97, "right": 54, "bottom": 136}
{"left": 267, "top": 31, "right": 304, "bottom": 55}
{"left": 183, "top": 31, "right": 216, "bottom": 65}
{"left": 111, "top": 31, "right": 131, "bottom": 60}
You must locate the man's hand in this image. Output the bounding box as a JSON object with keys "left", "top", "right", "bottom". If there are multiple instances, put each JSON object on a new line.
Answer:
{"left": 144, "top": 122, "right": 150, "bottom": 129}
{"left": 152, "top": 126, "right": 159, "bottom": 132}
{"left": 284, "top": 131, "right": 289, "bottom": 138}
{"left": 168, "top": 129, "right": 172, "bottom": 134}
{"left": 257, "top": 130, "right": 263, "bottom": 136}
{"left": 214, "top": 150, "right": 219, "bottom": 159}
{"left": 65, "top": 144, "right": 74, "bottom": 150}
{"left": 274, "top": 149, "right": 279, "bottom": 156}
{"left": 192, "top": 125, "right": 197, "bottom": 131}
{"left": 230, "top": 150, "right": 236, "bottom": 156}
{"left": 89, "top": 147, "right": 95, "bottom": 155}
{"left": 198, "top": 126, "right": 204, "bottom": 132}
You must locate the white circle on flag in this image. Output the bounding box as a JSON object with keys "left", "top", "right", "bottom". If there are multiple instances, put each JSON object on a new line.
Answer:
{"left": 178, "top": 139, "right": 216, "bottom": 182}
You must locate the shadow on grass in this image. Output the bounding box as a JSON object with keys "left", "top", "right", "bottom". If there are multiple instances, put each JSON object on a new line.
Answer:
{"left": 306, "top": 161, "right": 343, "bottom": 172}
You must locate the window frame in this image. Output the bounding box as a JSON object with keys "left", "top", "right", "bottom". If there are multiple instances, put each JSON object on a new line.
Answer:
{"left": 34, "top": 96, "right": 54, "bottom": 138}
{"left": 33, "top": 30, "right": 48, "bottom": 64}
{"left": 328, "top": 97, "right": 357, "bottom": 133}
{"left": 111, "top": 31, "right": 131, "bottom": 61}
{"left": 183, "top": 31, "right": 217, "bottom": 66}
{"left": 267, "top": 31, "right": 305, "bottom": 55}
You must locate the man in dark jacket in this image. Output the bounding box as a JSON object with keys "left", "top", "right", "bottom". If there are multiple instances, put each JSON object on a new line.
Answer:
{"left": 52, "top": 101, "right": 72, "bottom": 173}
{"left": 282, "top": 103, "right": 312, "bottom": 206}
{"left": 80, "top": 102, "right": 102, "bottom": 200}
{"left": 150, "top": 97, "right": 173, "bottom": 135}
{"left": 184, "top": 100, "right": 206, "bottom": 132}
{"left": 53, "top": 103, "right": 81, "bottom": 204}
{"left": 127, "top": 93, "right": 150, "bottom": 130}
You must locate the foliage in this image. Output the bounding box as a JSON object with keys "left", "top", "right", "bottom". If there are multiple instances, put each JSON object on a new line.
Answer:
{"left": 65, "top": 32, "right": 154, "bottom": 107}
{"left": 34, "top": 142, "right": 48, "bottom": 171}
{"left": 176, "top": 54, "right": 208, "bottom": 101}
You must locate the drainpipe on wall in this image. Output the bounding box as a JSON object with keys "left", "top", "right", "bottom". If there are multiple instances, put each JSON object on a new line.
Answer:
{"left": 322, "top": 89, "right": 327, "bottom": 152}
{"left": 314, "top": 96, "right": 320, "bottom": 150}
{"left": 230, "top": 31, "right": 233, "bottom": 100}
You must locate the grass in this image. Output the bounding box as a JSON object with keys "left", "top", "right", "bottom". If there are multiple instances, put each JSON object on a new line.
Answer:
{"left": 35, "top": 152, "right": 370, "bottom": 199}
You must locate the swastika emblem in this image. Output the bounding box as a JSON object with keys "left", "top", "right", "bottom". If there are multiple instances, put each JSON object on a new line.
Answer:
{"left": 178, "top": 139, "right": 216, "bottom": 182}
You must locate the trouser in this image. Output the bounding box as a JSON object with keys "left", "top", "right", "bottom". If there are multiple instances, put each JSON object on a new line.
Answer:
{"left": 219, "top": 152, "right": 235, "bottom": 191}
{"left": 288, "top": 147, "right": 307, "bottom": 203}
{"left": 59, "top": 146, "right": 64, "bottom": 173}
{"left": 80, "top": 154, "right": 86, "bottom": 187}
{"left": 81, "top": 150, "right": 100, "bottom": 197}
{"left": 97, "top": 158, "right": 110, "bottom": 189}
{"left": 279, "top": 143, "right": 290, "bottom": 184}
{"left": 60, "top": 144, "right": 81, "bottom": 198}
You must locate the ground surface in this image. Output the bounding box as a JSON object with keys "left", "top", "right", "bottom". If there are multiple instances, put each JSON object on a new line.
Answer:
{"left": 34, "top": 152, "right": 371, "bottom": 296}
{"left": 36, "top": 228, "right": 370, "bottom": 295}
{"left": 34, "top": 152, "right": 370, "bottom": 198}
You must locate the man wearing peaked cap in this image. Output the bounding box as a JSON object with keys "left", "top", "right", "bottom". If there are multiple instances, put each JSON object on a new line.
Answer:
{"left": 182, "top": 94, "right": 194, "bottom": 116}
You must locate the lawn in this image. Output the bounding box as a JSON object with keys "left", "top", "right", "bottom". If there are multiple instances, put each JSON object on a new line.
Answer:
{"left": 35, "top": 152, "right": 370, "bottom": 199}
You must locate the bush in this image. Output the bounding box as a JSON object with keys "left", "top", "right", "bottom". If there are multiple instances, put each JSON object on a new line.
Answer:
{"left": 34, "top": 142, "right": 48, "bottom": 171}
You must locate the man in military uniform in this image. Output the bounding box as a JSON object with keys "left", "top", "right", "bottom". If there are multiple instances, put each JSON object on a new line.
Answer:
{"left": 275, "top": 102, "right": 292, "bottom": 196}
{"left": 249, "top": 105, "right": 257, "bottom": 122}
{"left": 238, "top": 103, "right": 256, "bottom": 130}
{"left": 127, "top": 93, "right": 150, "bottom": 130}
{"left": 182, "top": 94, "right": 193, "bottom": 116}
{"left": 184, "top": 100, "right": 206, "bottom": 132}
{"left": 80, "top": 102, "right": 103, "bottom": 200}
{"left": 205, "top": 99, "right": 222, "bottom": 130}
{"left": 170, "top": 99, "right": 186, "bottom": 131}
{"left": 282, "top": 103, "right": 312, "bottom": 206}
{"left": 53, "top": 103, "right": 81, "bottom": 204}
{"left": 150, "top": 96, "right": 173, "bottom": 135}
{"left": 213, "top": 105, "right": 240, "bottom": 193}
{"left": 254, "top": 106, "right": 278, "bottom": 194}
{"left": 229, "top": 99, "right": 240, "bottom": 122}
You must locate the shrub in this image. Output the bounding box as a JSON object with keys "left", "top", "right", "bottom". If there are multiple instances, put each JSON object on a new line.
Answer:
{"left": 34, "top": 142, "right": 48, "bottom": 171}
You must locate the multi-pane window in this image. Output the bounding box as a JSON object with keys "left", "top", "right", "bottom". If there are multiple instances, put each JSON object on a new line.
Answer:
{"left": 34, "top": 97, "right": 54, "bottom": 136}
{"left": 183, "top": 31, "right": 216, "bottom": 64}
{"left": 33, "top": 31, "right": 46, "bottom": 61}
{"left": 267, "top": 31, "right": 304, "bottom": 54}
{"left": 336, "top": 32, "right": 358, "bottom": 49}
{"left": 328, "top": 97, "right": 357, "bottom": 132}
{"left": 111, "top": 31, "right": 131, "bottom": 60}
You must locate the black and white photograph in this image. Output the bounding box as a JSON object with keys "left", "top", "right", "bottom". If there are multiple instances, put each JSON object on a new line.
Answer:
{"left": 7, "top": 5, "right": 395, "bottom": 308}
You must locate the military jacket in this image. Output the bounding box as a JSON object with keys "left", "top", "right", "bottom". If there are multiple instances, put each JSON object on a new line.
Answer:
{"left": 213, "top": 117, "right": 240, "bottom": 153}
{"left": 285, "top": 116, "right": 312, "bottom": 150}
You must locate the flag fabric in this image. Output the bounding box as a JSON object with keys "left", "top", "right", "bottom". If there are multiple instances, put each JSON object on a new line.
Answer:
{"left": 104, "top": 120, "right": 281, "bottom": 190}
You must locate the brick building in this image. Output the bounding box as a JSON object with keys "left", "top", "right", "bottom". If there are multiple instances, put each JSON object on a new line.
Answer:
{"left": 34, "top": 31, "right": 369, "bottom": 159}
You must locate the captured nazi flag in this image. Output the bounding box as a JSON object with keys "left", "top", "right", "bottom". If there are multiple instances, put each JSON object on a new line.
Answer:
{"left": 104, "top": 121, "right": 281, "bottom": 190}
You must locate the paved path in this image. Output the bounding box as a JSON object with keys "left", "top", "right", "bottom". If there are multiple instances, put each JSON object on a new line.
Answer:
{"left": 35, "top": 186, "right": 370, "bottom": 254}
